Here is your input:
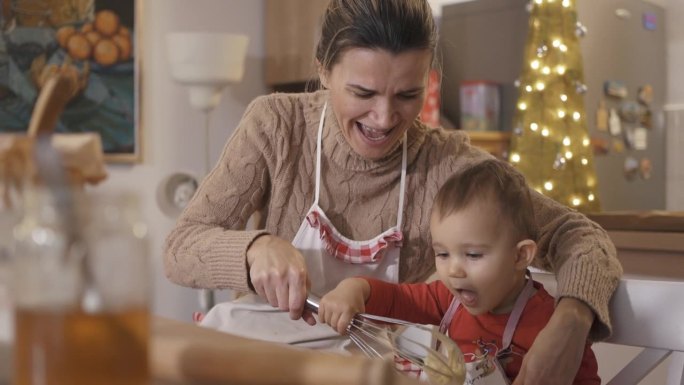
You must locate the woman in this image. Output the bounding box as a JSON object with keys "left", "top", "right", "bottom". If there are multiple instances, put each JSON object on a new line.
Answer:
{"left": 163, "top": 0, "right": 622, "bottom": 383}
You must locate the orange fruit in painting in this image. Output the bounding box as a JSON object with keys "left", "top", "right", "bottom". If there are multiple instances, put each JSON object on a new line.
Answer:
{"left": 56, "top": 25, "right": 76, "bottom": 48}
{"left": 66, "top": 33, "right": 92, "bottom": 60}
{"left": 81, "top": 22, "right": 94, "bottom": 33}
{"left": 118, "top": 26, "right": 130, "bottom": 38}
{"left": 112, "top": 34, "right": 132, "bottom": 61}
{"left": 94, "top": 39, "right": 120, "bottom": 67}
{"left": 94, "top": 10, "right": 120, "bottom": 37}
{"left": 85, "top": 30, "right": 102, "bottom": 46}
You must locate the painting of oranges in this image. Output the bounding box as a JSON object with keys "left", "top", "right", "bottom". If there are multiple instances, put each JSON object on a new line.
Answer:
{"left": 56, "top": 9, "right": 133, "bottom": 67}
{"left": 0, "top": 0, "right": 140, "bottom": 161}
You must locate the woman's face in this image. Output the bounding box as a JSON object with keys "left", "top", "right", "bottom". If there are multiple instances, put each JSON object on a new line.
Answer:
{"left": 319, "top": 48, "right": 432, "bottom": 160}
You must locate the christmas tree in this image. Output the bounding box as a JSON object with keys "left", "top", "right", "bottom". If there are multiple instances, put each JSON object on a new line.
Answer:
{"left": 508, "top": 0, "right": 601, "bottom": 212}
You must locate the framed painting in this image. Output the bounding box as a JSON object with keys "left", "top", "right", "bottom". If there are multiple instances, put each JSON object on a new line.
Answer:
{"left": 0, "top": 0, "right": 141, "bottom": 162}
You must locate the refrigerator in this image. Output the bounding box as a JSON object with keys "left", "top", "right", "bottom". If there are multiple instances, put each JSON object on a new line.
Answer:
{"left": 439, "top": 0, "right": 667, "bottom": 211}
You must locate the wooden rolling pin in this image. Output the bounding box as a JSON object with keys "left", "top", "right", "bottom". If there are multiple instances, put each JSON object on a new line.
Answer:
{"left": 152, "top": 318, "right": 423, "bottom": 385}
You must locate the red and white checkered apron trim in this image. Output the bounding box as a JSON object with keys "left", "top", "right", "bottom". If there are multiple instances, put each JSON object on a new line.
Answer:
{"left": 305, "top": 210, "right": 403, "bottom": 264}
{"left": 394, "top": 355, "right": 423, "bottom": 378}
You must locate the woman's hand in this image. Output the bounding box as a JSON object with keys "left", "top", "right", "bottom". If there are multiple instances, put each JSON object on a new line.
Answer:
{"left": 318, "top": 278, "right": 370, "bottom": 334}
{"left": 512, "top": 298, "right": 594, "bottom": 385}
{"left": 246, "top": 234, "right": 313, "bottom": 324}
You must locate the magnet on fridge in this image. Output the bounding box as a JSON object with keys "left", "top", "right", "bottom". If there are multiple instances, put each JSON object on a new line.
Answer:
{"left": 609, "top": 108, "right": 621, "bottom": 135}
{"left": 640, "top": 109, "right": 653, "bottom": 129}
{"left": 624, "top": 126, "right": 636, "bottom": 149}
{"left": 619, "top": 101, "right": 642, "bottom": 123}
{"left": 643, "top": 12, "right": 657, "bottom": 31}
{"left": 604, "top": 80, "right": 628, "bottom": 99}
{"left": 637, "top": 85, "right": 654, "bottom": 105}
{"left": 591, "top": 135, "right": 610, "bottom": 155}
{"left": 640, "top": 157, "right": 652, "bottom": 180}
{"left": 596, "top": 99, "right": 608, "bottom": 131}
{"left": 633, "top": 127, "right": 648, "bottom": 150}
{"left": 624, "top": 157, "right": 639, "bottom": 180}
{"left": 612, "top": 139, "right": 625, "bottom": 153}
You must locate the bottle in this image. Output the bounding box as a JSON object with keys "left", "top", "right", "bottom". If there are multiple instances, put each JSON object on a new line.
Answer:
{"left": 11, "top": 187, "right": 151, "bottom": 385}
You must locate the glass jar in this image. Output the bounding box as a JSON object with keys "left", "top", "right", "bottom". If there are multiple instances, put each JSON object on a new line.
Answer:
{"left": 11, "top": 187, "right": 150, "bottom": 385}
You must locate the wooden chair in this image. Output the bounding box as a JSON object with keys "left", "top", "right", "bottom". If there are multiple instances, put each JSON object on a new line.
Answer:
{"left": 603, "top": 278, "right": 684, "bottom": 385}
{"left": 530, "top": 270, "right": 684, "bottom": 385}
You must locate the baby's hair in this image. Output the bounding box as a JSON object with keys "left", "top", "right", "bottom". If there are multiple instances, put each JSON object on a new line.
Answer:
{"left": 432, "top": 159, "right": 537, "bottom": 240}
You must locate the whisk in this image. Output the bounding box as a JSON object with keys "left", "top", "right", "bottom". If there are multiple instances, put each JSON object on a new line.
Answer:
{"left": 305, "top": 296, "right": 466, "bottom": 385}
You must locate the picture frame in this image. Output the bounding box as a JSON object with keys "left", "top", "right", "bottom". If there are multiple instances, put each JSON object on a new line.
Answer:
{"left": 0, "top": 0, "right": 142, "bottom": 163}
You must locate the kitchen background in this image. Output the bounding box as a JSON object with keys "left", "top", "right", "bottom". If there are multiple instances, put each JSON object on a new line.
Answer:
{"left": 0, "top": 0, "right": 681, "bottom": 382}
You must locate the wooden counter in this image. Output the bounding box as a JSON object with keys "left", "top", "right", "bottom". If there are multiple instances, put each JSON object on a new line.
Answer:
{"left": 587, "top": 211, "right": 684, "bottom": 280}
{"left": 1, "top": 317, "right": 422, "bottom": 385}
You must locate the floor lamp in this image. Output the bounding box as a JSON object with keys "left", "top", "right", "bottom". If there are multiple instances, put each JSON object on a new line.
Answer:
{"left": 166, "top": 31, "right": 248, "bottom": 313}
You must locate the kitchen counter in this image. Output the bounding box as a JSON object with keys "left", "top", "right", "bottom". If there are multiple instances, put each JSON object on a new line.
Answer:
{"left": 588, "top": 211, "right": 684, "bottom": 280}
{"left": 1, "top": 316, "right": 422, "bottom": 385}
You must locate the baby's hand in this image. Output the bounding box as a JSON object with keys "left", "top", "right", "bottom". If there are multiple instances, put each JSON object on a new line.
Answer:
{"left": 318, "top": 278, "right": 370, "bottom": 334}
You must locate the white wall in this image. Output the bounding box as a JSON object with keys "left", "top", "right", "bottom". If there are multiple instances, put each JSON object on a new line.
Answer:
{"left": 91, "top": 0, "right": 267, "bottom": 321}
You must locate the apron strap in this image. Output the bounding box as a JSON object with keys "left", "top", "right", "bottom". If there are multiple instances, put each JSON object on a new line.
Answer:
{"left": 396, "top": 134, "right": 407, "bottom": 229}
{"left": 500, "top": 271, "right": 535, "bottom": 350}
{"left": 313, "top": 102, "right": 327, "bottom": 206}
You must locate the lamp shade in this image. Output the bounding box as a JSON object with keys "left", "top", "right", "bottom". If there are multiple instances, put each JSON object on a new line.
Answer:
{"left": 166, "top": 32, "right": 249, "bottom": 112}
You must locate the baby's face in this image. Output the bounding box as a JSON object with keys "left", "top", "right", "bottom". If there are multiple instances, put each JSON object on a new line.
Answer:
{"left": 430, "top": 201, "right": 525, "bottom": 315}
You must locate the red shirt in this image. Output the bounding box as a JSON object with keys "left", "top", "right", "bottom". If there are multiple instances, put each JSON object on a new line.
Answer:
{"left": 364, "top": 278, "right": 600, "bottom": 384}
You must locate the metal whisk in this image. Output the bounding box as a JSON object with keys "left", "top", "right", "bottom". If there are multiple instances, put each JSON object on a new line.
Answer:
{"left": 305, "top": 296, "right": 466, "bottom": 385}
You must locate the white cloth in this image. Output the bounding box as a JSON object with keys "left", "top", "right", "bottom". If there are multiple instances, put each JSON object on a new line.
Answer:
{"left": 200, "top": 102, "right": 408, "bottom": 351}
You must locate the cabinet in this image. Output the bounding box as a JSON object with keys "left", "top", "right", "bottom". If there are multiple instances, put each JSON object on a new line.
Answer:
{"left": 264, "top": 0, "right": 329, "bottom": 86}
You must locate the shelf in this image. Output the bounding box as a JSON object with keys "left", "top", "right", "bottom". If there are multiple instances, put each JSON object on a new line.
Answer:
{"left": 463, "top": 130, "right": 511, "bottom": 159}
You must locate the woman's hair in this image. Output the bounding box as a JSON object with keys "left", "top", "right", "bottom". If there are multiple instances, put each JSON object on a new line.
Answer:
{"left": 315, "top": 0, "right": 437, "bottom": 72}
{"left": 432, "top": 159, "right": 538, "bottom": 241}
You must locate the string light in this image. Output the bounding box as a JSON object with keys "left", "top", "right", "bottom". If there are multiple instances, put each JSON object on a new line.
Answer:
{"left": 562, "top": 137, "right": 571, "bottom": 146}
{"left": 565, "top": 151, "right": 573, "bottom": 159}
{"left": 541, "top": 128, "right": 550, "bottom": 137}
{"left": 581, "top": 158, "right": 588, "bottom": 165}
{"left": 582, "top": 137, "right": 590, "bottom": 146}
{"left": 510, "top": 153, "right": 521, "bottom": 163}
{"left": 573, "top": 111, "right": 581, "bottom": 121}
{"left": 544, "top": 181, "right": 554, "bottom": 191}
{"left": 530, "top": 122, "right": 539, "bottom": 131}
{"left": 535, "top": 82, "right": 545, "bottom": 91}
{"left": 542, "top": 66, "right": 551, "bottom": 75}
{"left": 560, "top": 44, "right": 568, "bottom": 52}
{"left": 518, "top": 102, "right": 528, "bottom": 110}
{"left": 526, "top": 85, "right": 533, "bottom": 92}
{"left": 531, "top": 60, "right": 540, "bottom": 70}
{"left": 560, "top": 94, "right": 568, "bottom": 102}
{"left": 562, "top": 0, "right": 571, "bottom": 7}
{"left": 571, "top": 197, "right": 582, "bottom": 207}
{"left": 558, "top": 110, "right": 566, "bottom": 118}
{"left": 552, "top": 39, "right": 561, "bottom": 47}
{"left": 556, "top": 65, "right": 566, "bottom": 75}
{"left": 588, "top": 193, "right": 595, "bottom": 202}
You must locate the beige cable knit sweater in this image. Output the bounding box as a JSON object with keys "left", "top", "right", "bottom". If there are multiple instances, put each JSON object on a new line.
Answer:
{"left": 163, "top": 91, "right": 622, "bottom": 340}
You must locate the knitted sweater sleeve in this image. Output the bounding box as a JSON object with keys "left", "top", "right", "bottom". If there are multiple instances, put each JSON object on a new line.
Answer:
{"left": 528, "top": 188, "right": 622, "bottom": 341}
{"left": 162, "top": 96, "right": 275, "bottom": 292}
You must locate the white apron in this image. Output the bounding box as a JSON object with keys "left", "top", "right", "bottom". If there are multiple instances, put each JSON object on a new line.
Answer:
{"left": 200, "top": 102, "right": 408, "bottom": 352}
